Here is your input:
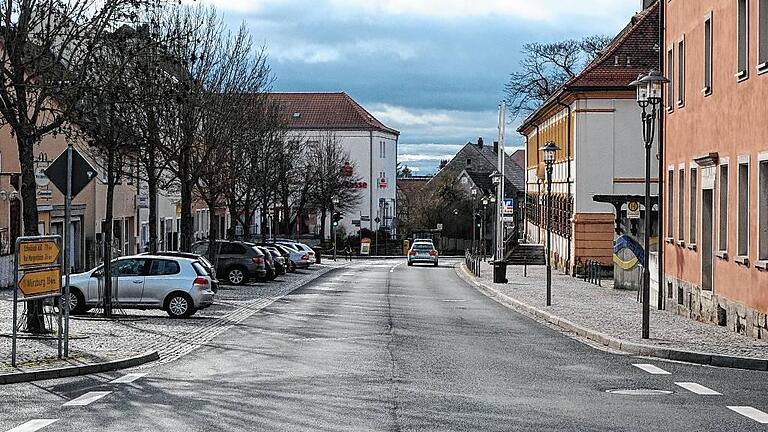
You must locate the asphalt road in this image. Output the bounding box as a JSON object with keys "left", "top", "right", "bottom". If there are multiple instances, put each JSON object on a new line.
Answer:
{"left": 1, "top": 259, "right": 768, "bottom": 431}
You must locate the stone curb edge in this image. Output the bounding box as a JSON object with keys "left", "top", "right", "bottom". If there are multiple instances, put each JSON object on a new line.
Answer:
{"left": 0, "top": 350, "right": 160, "bottom": 385}
{"left": 455, "top": 264, "right": 768, "bottom": 372}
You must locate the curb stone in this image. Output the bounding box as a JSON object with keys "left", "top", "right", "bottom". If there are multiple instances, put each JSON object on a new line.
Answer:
{"left": 455, "top": 264, "right": 768, "bottom": 372}
{"left": 0, "top": 351, "right": 159, "bottom": 385}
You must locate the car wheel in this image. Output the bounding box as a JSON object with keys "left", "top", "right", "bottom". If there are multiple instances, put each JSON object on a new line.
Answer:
{"left": 407, "top": 260, "right": 413, "bottom": 266}
{"left": 68, "top": 288, "right": 87, "bottom": 315}
{"left": 165, "top": 293, "right": 195, "bottom": 319}
{"left": 226, "top": 266, "right": 246, "bottom": 285}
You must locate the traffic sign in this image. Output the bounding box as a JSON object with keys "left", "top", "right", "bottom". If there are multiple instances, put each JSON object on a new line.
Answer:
{"left": 44, "top": 147, "right": 96, "bottom": 198}
{"left": 374, "top": 217, "right": 381, "bottom": 224}
{"left": 18, "top": 268, "right": 61, "bottom": 297}
{"left": 627, "top": 201, "right": 641, "bottom": 220}
{"left": 18, "top": 240, "right": 60, "bottom": 267}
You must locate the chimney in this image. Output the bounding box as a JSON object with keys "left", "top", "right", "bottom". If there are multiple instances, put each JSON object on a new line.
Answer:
{"left": 493, "top": 141, "right": 499, "bottom": 154}
{"left": 477, "top": 137, "right": 484, "bottom": 149}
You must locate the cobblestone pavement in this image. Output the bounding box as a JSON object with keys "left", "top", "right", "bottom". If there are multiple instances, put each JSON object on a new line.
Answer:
{"left": 463, "top": 262, "right": 768, "bottom": 360}
{"left": 0, "top": 261, "right": 349, "bottom": 372}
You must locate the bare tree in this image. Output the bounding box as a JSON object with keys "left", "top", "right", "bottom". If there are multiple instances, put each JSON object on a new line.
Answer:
{"left": 0, "top": 0, "right": 158, "bottom": 332}
{"left": 504, "top": 35, "right": 611, "bottom": 121}
{"left": 307, "top": 132, "right": 363, "bottom": 241}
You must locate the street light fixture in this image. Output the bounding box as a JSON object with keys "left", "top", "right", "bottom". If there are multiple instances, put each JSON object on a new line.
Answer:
{"left": 471, "top": 187, "right": 478, "bottom": 253}
{"left": 332, "top": 196, "right": 340, "bottom": 261}
{"left": 481, "top": 197, "right": 489, "bottom": 258}
{"left": 630, "top": 69, "right": 669, "bottom": 340}
{"left": 541, "top": 141, "right": 560, "bottom": 307}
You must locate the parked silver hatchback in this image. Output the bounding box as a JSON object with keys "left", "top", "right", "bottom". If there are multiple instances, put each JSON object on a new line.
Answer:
{"left": 66, "top": 255, "right": 215, "bottom": 318}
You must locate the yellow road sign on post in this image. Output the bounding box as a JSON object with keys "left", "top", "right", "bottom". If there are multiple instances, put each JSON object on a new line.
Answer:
{"left": 18, "top": 240, "right": 60, "bottom": 267}
{"left": 19, "top": 268, "right": 61, "bottom": 297}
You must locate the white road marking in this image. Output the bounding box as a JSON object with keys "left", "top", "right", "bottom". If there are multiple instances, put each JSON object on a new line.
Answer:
{"left": 728, "top": 406, "right": 768, "bottom": 423}
{"left": 62, "top": 391, "right": 112, "bottom": 407}
{"left": 674, "top": 382, "right": 721, "bottom": 395}
{"left": 389, "top": 262, "right": 403, "bottom": 273}
{"left": 5, "top": 420, "right": 58, "bottom": 432}
{"left": 632, "top": 364, "right": 671, "bottom": 375}
{"left": 110, "top": 373, "right": 147, "bottom": 384}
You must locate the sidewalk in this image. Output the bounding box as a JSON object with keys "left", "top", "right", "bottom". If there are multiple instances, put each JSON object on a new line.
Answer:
{"left": 457, "top": 262, "right": 768, "bottom": 371}
{"left": 0, "top": 261, "right": 349, "bottom": 382}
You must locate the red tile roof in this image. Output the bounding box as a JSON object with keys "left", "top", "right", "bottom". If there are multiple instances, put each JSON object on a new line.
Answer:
{"left": 266, "top": 92, "right": 399, "bottom": 135}
{"left": 519, "top": 2, "right": 659, "bottom": 131}
{"left": 568, "top": 2, "right": 659, "bottom": 89}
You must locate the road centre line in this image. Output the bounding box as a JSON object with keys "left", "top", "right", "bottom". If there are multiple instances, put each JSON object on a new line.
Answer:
{"left": 62, "top": 391, "right": 112, "bottom": 407}
{"left": 632, "top": 364, "right": 671, "bottom": 375}
{"left": 5, "top": 420, "right": 58, "bottom": 432}
{"left": 110, "top": 373, "right": 147, "bottom": 384}
{"left": 727, "top": 406, "right": 768, "bottom": 423}
{"left": 674, "top": 382, "right": 721, "bottom": 395}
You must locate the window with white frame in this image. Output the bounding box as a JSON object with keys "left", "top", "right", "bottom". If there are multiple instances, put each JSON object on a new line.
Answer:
{"left": 704, "top": 13, "right": 713, "bottom": 94}
{"left": 678, "top": 37, "right": 686, "bottom": 106}
{"left": 738, "top": 0, "right": 749, "bottom": 78}
{"left": 759, "top": 159, "right": 768, "bottom": 261}
{"left": 738, "top": 161, "right": 750, "bottom": 257}
{"left": 668, "top": 169, "right": 675, "bottom": 237}
{"left": 679, "top": 168, "right": 685, "bottom": 241}
{"left": 690, "top": 166, "right": 698, "bottom": 244}
{"left": 719, "top": 164, "right": 729, "bottom": 252}
{"left": 760, "top": 0, "right": 768, "bottom": 70}
{"left": 667, "top": 46, "right": 675, "bottom": 109}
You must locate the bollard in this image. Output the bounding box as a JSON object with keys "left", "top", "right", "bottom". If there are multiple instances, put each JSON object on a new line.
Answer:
{"left": 598, "top": 263, "right": 602, "bottom": 287}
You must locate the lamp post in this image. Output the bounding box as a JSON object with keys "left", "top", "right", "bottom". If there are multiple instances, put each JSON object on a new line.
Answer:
{"left": 489, "top": 195, "right": 496, "bottom": 261}
{"left": 541, "top": 141, "right": 560, "bottom": 307}
{"left": 630, "top": 69, "right": 669, "bottom": 340}
{"left": 471, "top": 187, "right": 478, "bottom": 253}
{"left": 481, "top": 196, "right": 489, "bottom": 258}
{"left": 332, "top": 196, "right": 340, "bottom": 262}
{"left": 490, "top": 171, "right": 502, "bottom": 261}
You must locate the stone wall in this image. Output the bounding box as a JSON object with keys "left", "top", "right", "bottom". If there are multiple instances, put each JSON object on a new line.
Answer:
{"left": 666, "top": 276, "right": 768, "bottom": 340}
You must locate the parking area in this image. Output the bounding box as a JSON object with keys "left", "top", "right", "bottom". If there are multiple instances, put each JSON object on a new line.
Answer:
{"left": 0, "top": 262, "right": 348, "bottom": 373}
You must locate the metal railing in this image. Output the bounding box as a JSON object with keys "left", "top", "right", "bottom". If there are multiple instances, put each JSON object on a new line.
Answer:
{"left": 583, "top": 260, "right": 603, "bottom": 286}
{"left": 465, "top": 251, "right": 481, "bottom": 277}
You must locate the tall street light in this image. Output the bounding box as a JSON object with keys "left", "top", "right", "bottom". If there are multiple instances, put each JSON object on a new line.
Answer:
{"left": 490, "top": 171, "right": 502, "bottom": 261}
{"left": 630, "top": 69, "right": 669, "bottom": 340}
{"left": 332, "top": 196, "right": 340, "bottom": 262}
{"left": 471, "top": 187, "right": 478, "bottom": 253}
{"left": 541, "top": 141, "right": 560, "bottom": 307}
{"left": 481, "top": 196, "right": 489, "bottom": 258}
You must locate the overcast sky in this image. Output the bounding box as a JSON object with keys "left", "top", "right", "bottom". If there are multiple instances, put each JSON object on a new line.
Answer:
{"left": 197, "top": 0, "right": 642, "bottom": 174}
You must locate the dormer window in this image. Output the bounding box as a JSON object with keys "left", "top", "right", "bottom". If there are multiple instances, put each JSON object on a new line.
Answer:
{"left": 292, "top": 112, "right": 301, "bottom": 118}
{"left": 466, "top": 158, "right": 471, "bottom": 165}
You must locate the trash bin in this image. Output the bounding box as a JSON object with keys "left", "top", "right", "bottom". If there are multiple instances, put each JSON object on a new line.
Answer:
{"left": 493, "top": 260, "right": 508, "bottom": 284}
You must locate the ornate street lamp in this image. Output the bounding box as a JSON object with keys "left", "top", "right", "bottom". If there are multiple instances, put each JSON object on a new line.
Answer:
{"left": 630, "top": 69, "right": 669, "bottom": 340}
{"left": 541, "top": 141, "right": 560, "bottom": 307}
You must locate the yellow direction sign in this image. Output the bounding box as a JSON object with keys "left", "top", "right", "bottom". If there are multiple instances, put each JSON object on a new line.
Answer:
{"left": 18, "top": 240, "right": 60, "bottom": 267}
{"left": 19, "top": 268, "right": 61, "bottom": 297}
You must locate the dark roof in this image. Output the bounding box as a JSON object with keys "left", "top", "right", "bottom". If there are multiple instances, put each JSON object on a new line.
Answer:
{"left": 425, "top": 140, "right": 525, "bottom": 196}
{"left": 510, "top": 149, "right": 525, "bottom": 169}
{"left": 266, "top": 92, "right": 399, "bottom": 135}
{"left": 567, "top": 2, "right": 659, "bottom": 89}
{"left": 519, "top": 2, "right": 659, "bottom": 131}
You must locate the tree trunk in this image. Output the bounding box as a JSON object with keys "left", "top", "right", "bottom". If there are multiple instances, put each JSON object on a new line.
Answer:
{"left": 103, "top": 147, "right": 116, "bottom": 318}
{"left": 180, "top": 149, "right": 193, "bottom": 252}
{"left": 206, "top": 198, "right": 219, "bottom": 265}
{"left": 17, "top": 133, "right": 46, "bottom": 333}
{"left": 147, "top": 170, "right": 158, "bottom": 254}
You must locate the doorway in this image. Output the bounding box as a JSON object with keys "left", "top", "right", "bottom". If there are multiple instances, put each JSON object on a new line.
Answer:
{"left": 702, "top": 189, "right": 714, "bottom": 292}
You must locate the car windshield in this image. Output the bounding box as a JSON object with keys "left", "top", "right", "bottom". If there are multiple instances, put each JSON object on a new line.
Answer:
{"left": 413, "top": 244, "right": 433, "bottom": 251}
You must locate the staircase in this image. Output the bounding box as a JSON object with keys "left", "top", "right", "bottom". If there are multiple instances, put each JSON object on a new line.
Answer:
{"left": 506, "top": 243, "right": 546, "bottom": 265}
